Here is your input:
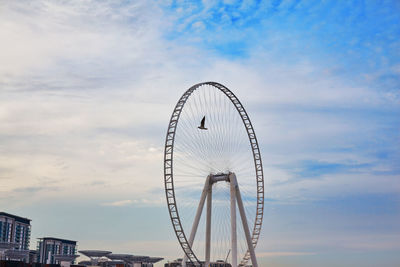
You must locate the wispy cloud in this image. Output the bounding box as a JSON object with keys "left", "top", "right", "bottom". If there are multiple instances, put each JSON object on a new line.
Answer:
{"left": 0, "top": 1, "right": 398, "bottom": 208}
{"left": 101, "top": 200, "right": 133, "bottom": 207}
{"left": 258, "top": 251, "right": 316, "bottom": 257}
{"left": 13, "top": 186, "right": 59, "bottom": 193}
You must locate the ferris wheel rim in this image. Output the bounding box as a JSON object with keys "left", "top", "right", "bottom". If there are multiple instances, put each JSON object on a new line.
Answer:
{"left": 163, "top": 82, "right": 264, "bottom": 266}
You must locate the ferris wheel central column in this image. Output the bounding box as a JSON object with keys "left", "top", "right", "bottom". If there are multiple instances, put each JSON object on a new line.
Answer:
{"left": 205, "top": 181, "right": 212, "bottom": 267}
{"left": 230, "top": 174, "right": 238, "bottom": 267}
{"left": 229, "top": 174, "right": 237, "bottom": 267}
{"left": 182, "top": 176, "right": 211, "bottom": 267}
{"left": 231, "top": 173, "right": 259, "bottom": 267}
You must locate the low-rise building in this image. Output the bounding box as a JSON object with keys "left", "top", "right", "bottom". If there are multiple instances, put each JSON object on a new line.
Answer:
{"left": 78, "top": 251, "right": 163, "bottom": 267}
{"left": 37, "top": 237, "right": 77, "bottom": 265}
{"left": 0, "top": 212, "right": 31, "bottom": 262}
{"left": 0, "top": 212, "right": 31, "bottom": 251}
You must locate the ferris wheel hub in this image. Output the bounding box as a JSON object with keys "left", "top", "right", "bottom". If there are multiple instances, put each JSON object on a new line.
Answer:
{"left": 209, "top": 173, "right": 230, "bottom": 184}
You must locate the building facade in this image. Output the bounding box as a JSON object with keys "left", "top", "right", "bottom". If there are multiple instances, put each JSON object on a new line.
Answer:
{"left": 37, "top": 237, "right": 77, "bottom": 264}
{"left": 0, "top": 212, "right": 31, "bottom": 250}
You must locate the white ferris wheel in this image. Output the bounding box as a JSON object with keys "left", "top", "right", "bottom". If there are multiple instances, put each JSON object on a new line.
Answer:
{"left": 163, "top": 82, "right": 264, "bottom": 267}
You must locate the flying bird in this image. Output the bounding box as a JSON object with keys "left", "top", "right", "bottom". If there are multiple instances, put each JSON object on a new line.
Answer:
{"left": 198, "top": 116, "right": 208, "bottom": 130}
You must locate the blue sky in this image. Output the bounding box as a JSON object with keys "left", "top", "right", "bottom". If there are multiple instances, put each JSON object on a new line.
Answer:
{"left": 0, "top": 0, "right": 399, "bottom": 266}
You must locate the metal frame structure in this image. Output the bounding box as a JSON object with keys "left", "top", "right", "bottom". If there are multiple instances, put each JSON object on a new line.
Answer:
{"left": 79, "top": 250, "right": 112, "bottom": 266}
{"left": 163, "top": 82, "right": 264, "bottom": 266}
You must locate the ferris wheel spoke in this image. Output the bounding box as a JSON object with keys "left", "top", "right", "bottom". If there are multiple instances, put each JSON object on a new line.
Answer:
{"left": 178, "top": 120, "right": 209, "bottom": 161}
{"left": 175, "top": 143, "right": 213, "bottom": 172}
{"left": 175, "top": 127, "right": 217, "bottom": 170}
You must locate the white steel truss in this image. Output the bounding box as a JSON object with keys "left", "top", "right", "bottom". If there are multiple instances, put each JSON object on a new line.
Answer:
{"left": 182, "top": 173, "right": 258, "bottom": 267}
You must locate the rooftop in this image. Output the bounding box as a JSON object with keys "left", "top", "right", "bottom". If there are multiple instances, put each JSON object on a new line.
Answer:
{"left": 125, "top": 255, "right": 149, "bottom": 262}
{"left": 38, "top": 237, "right": 77, "bottom": 245}
{"left": 105, "top": 254, "right": 132, "bottom": 261}
{"left": 79, "top": 250, "right": 112, "bottom": 258}
{"left": 0, "top": 212, "right": 31, "bottom": 224}
{"left": 146, "top": 257, "right": 164, "bottom": 263}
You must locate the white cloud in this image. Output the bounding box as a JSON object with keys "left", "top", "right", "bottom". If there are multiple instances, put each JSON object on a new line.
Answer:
{"left": 101, "top": 199, "right": 133, "bottom": 207}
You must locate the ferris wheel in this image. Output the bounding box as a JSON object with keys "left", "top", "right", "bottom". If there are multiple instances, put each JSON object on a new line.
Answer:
{"left": 163, "top": 82, "right": 264, "bottom": 267}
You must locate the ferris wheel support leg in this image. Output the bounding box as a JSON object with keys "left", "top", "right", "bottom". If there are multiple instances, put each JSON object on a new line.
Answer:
{"left": 182, "top": 176, "right": 211, "bottom": 267}
{"left": 232, "top": 174, "right": 259, "bottom": 267}
{"left": 230, "top": 176, "right": 238, "bottom": 267}
{"left": 205, "top": 183, "right": 212, "bottom": 267}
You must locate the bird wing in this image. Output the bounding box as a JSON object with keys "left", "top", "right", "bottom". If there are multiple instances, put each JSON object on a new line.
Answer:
{"left": 200, "top": 116, "right": 205, "bottom": 127}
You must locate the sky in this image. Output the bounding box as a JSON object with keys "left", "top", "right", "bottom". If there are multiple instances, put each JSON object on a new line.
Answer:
{"left": 0, "top": 0, "right": 399, "bottom": 266}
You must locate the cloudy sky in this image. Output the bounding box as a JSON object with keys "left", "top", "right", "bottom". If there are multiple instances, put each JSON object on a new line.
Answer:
{"left": 1, "top": 0, "right": 399, "bottom": 266}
